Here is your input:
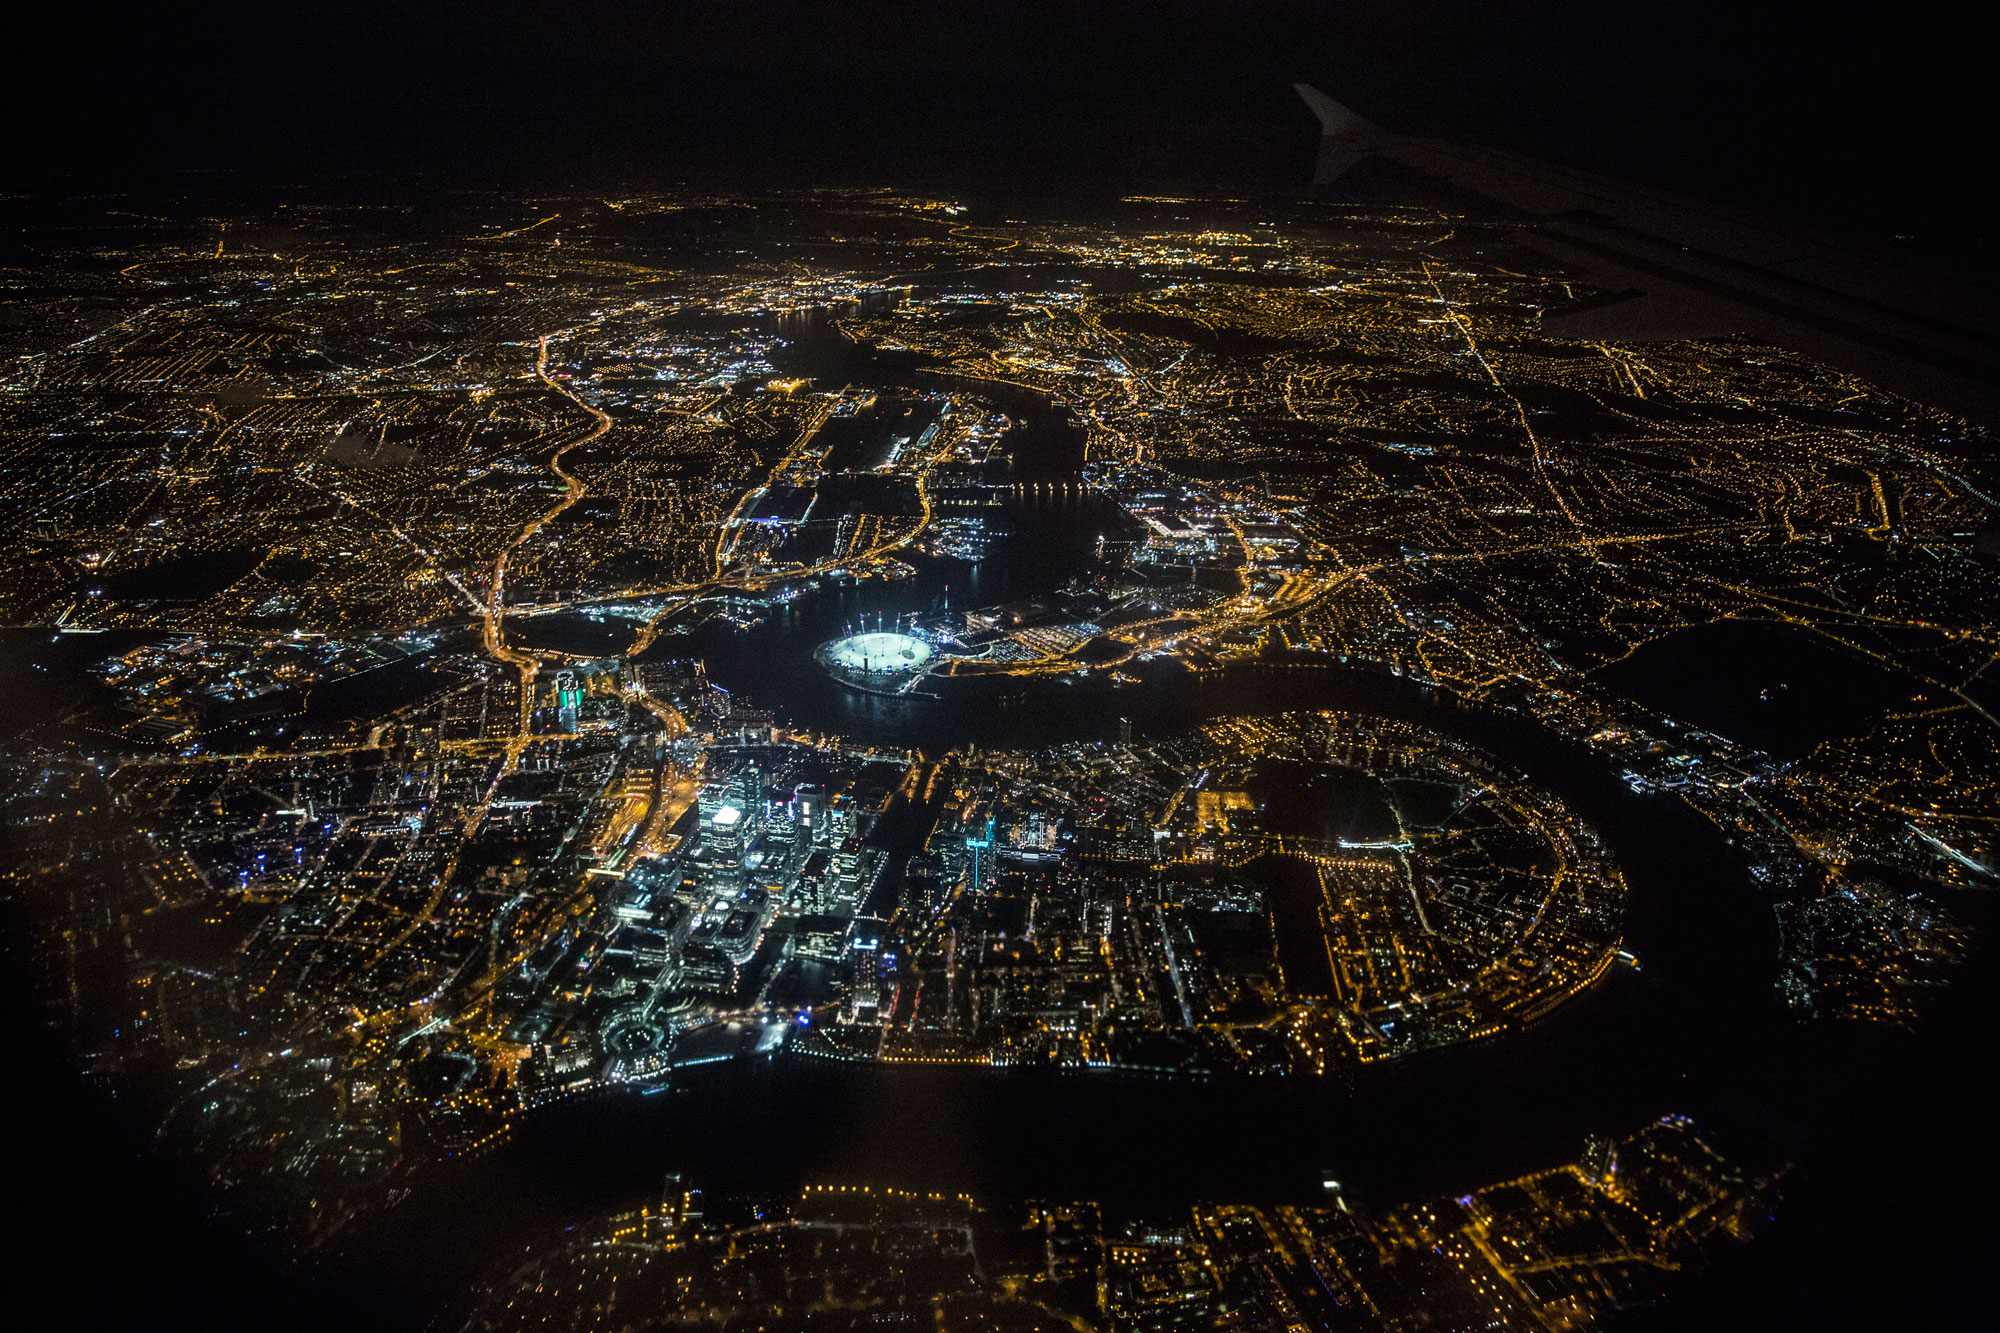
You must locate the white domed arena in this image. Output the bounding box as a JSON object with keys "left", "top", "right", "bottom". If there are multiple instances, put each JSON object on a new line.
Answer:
{"left": 814, "top": 631, "right": 934, "bottom": 693}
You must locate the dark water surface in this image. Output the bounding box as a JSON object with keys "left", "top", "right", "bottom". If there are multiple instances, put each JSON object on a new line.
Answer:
{"left": 354, "top": 443, "right": 1799, "bottom": 1238}
{"left": 3, "top": 313, "right": 1977, "bottom": 1327}
{"left": 1594, "top": 618, "right": 1916, "bottom": 760}
{"left": 333, "top": 524, "right": 1830, "bottom": 1311}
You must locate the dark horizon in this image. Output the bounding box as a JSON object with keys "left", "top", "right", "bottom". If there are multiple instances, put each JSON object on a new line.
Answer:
{"left": 12, "top": 1, "right": 1994, "bottom": 255}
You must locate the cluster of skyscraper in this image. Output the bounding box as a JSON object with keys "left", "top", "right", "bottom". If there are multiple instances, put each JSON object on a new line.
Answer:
{"left": 689, "top": 759, "right": 873, "bottom": 919}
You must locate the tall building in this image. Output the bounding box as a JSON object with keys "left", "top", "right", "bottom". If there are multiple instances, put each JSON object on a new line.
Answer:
{"left": 697, "top": 780, "right": 734, "bottom": 826}
{"left": 965, "top": 815, "right": 996, "bottom": 893}
{"left": 761, "top": 816, "right": 796, "bottom": 873}
{"left": 796, "top": 784, "right": 826, "bottom": 846}
{"left": 555, "top": 669, "right": 583, "bottom": 732}
{"left": 829, "top": 837, "right": 865, "bottom": 914}
{"left": 1582, "top": 1132, "right": 1618, "bottom": 1186}
{"left": 826, "top": 799, "right": 856, "bottom": 847}
{"left": 658, "top": 1173, "right": 689, "bottom": 1233}
{"left": 904, "top": 852, "right": 947, "bottom": 914}
{"left": 733, "top": 759, "right": 764, "bottom": 820}
{"left": 794, "top": 849, "right": 831, "bottom": 912}
{"left": 698, "top": 805, "right": 746, "bottom": 896}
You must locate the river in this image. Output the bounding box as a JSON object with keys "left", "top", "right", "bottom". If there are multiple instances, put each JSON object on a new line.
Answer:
{"left": 338, "top": 489, "right": 1836, "bottom": 1318}
{"left": 0, "top": 313, "right": 1951, "bottom": 1328}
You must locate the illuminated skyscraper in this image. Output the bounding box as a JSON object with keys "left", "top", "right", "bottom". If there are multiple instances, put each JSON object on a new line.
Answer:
{"left": 733, "top": 760, "right": 763, "bottom": 819}
{"left": 1582, "top": 1132, "right": 1618, "bottom": 1185}
{"left": 554, "top": 670, "right": 583, "bottom": 732}
{"left": 965, "top": 815, "right": 996, "bottom": 892}
{"left": 796, "top": 784, "right": 826, "bottom": 845}
{"left": 697, "top": 780, "right": 733, "bottom": 826}
{"left": 699, "top": 805, "right": 746, "bottom": 895}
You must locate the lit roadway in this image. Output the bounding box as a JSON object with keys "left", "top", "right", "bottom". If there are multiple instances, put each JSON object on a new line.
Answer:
{"left": 930, "top": 519, "right": 1784, "bottom": 689}
{"left": 481, "top": 333, "right": 608, "bottom": 754}
{"left": 1423, "top": 260, "right": 1593, "bottom": 545}
{"left": 622, "top": 400, "right": 964, "bottom": 654}
{"left": 493, "top": 380, "right": 1728, "bottom": 702}
{"left": 365, "top": 334, "right": 612, "bottom": 984}
{"left": 711, "top": 396, "right": 835, "bottom": 577}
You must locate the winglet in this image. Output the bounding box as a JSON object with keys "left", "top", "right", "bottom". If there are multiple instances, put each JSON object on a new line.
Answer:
{"left": 1294, "top": 84, "right": 1378, "bottom": 186}
{"left": 1294, "top": 84, "right": 1377, "bottom": 138}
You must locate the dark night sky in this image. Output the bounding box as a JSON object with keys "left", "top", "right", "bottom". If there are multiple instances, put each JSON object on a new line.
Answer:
{"left": 11, "top": 1, "right": 1995, "bottom": 250}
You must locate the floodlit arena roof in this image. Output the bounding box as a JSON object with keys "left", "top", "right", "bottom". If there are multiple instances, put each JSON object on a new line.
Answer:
{"left": 821, "top": 632, "right": 933, "bottom": 674}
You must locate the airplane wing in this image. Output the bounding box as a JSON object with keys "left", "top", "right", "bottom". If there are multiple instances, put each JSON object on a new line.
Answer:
{"left": 1296, "top": 84, "right": 2000, "bottom": 429}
